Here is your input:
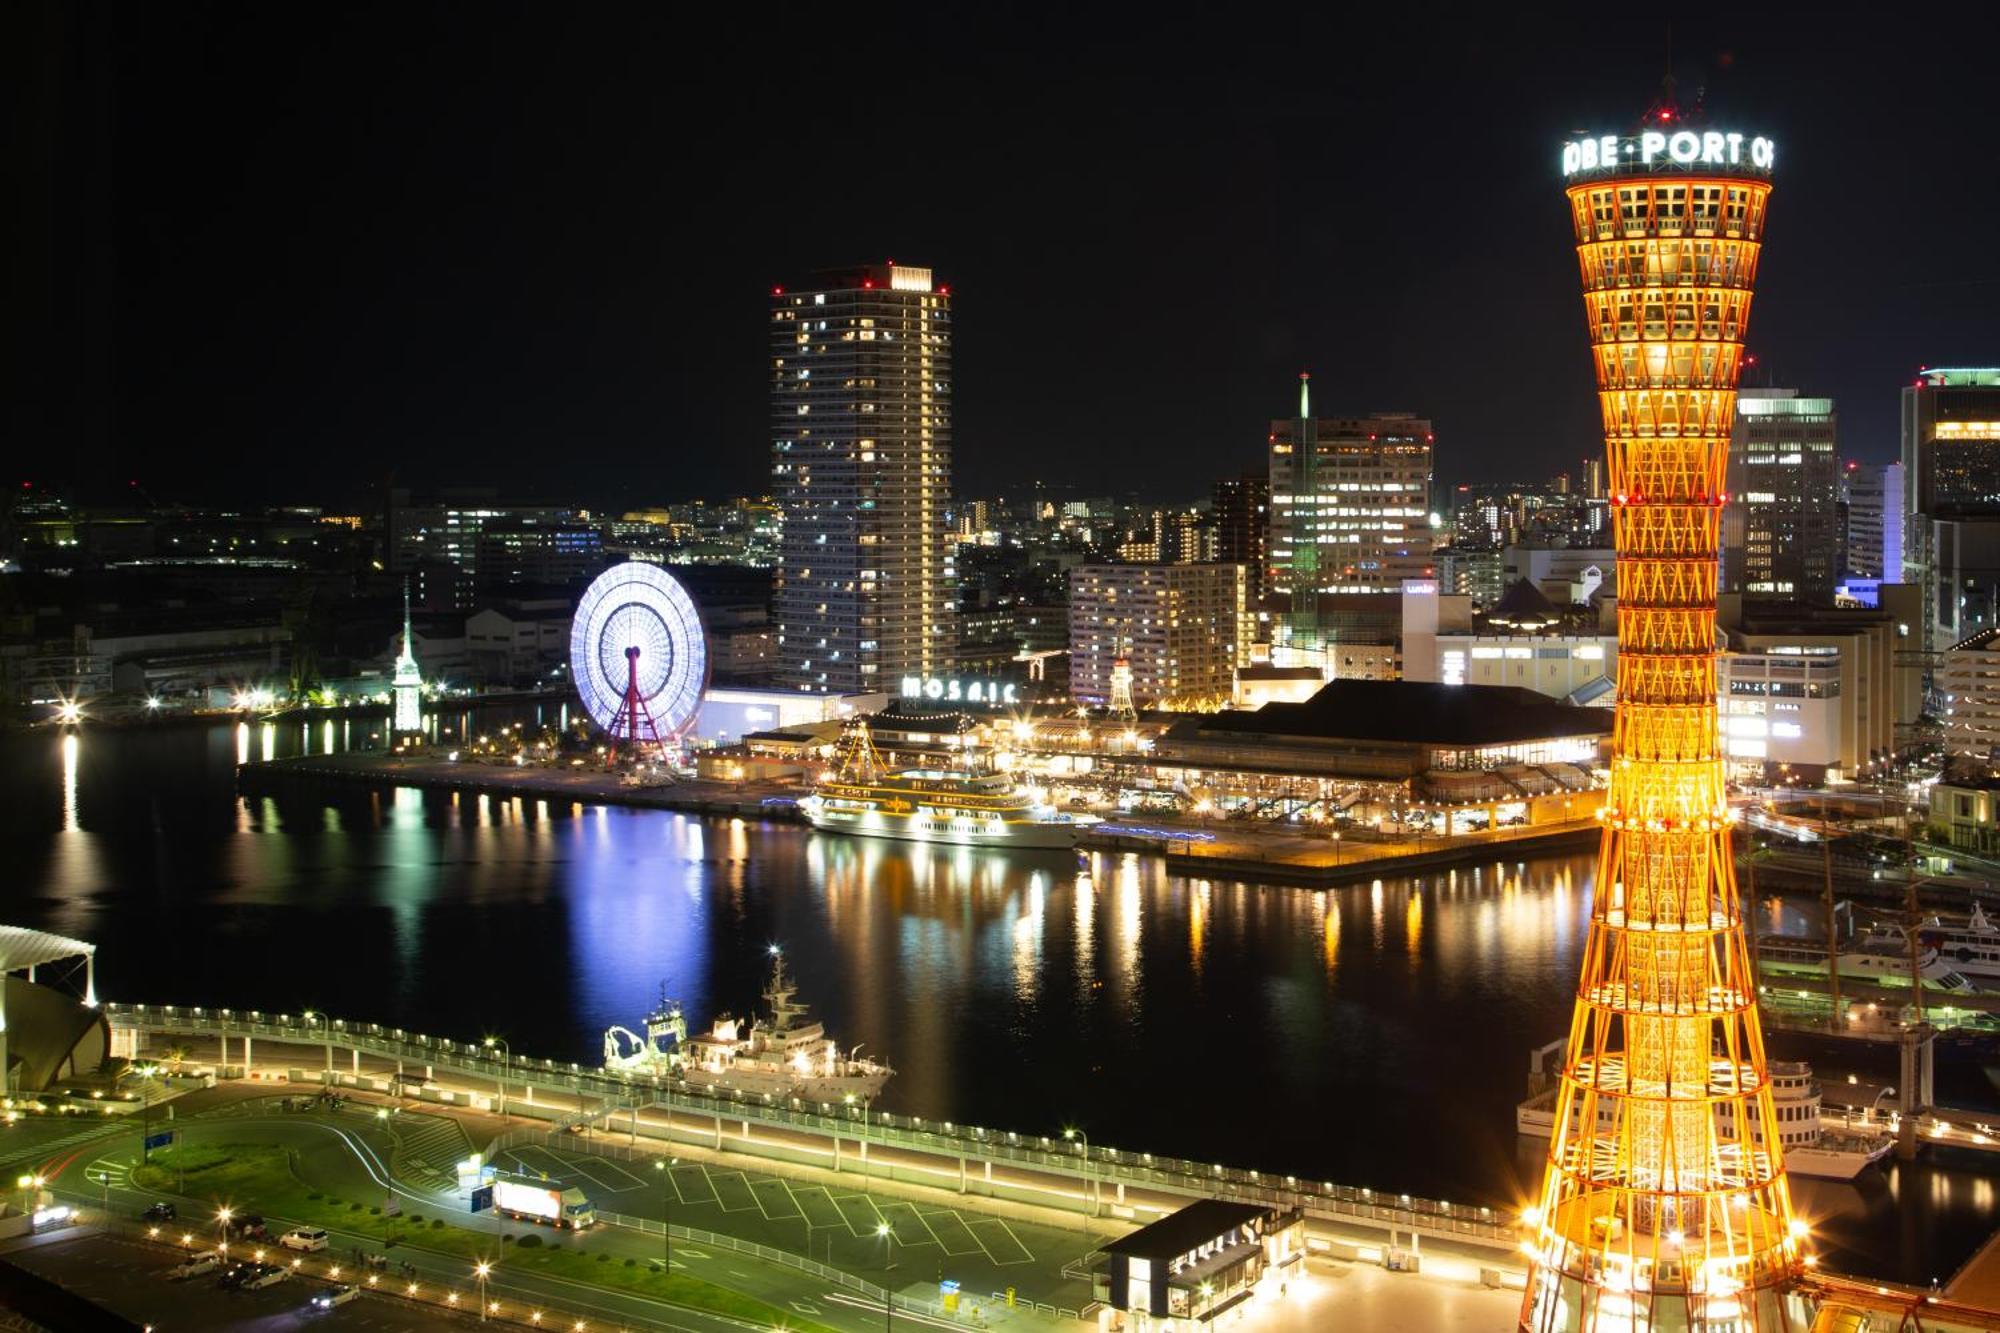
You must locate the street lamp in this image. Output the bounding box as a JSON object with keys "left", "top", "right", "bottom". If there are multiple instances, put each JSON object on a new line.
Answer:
{"left": 475, "top": 1261, "right": 491, "bottom": 1322}
{"left": 303, "top": 1010, "right": 332, "bottom": 1074}
{"left": 484, "top": 1037, "right": 510, "bottom": 1118}
{"left": 1063, "top": 1127, "right": 1093, "bottom": 1229}
{"left": 1200, "top": 1280, "right": 1215, "bottom": 1322}
{"left": 1869, "top": 1085, "right": 1899, "bottom": 1124}
{"left": 846, "top": 1091, "right": 873, "bottom": 1180}
{"left": 215, "top": 1205, "right": 233, "bottom": 1248}
{"left": 876, "top": 1222, "right": 896, "bottom": 1332}
{"left": 134, "top": 1063, "right": 161, "bottom": 1162}
{"left": 653, "top": 1158, "right": 679, "bottom": 1272}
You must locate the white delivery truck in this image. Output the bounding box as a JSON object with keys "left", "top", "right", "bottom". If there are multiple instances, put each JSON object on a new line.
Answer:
{"left": 491, "top": 1174, "right": 595, "bottom": 1229}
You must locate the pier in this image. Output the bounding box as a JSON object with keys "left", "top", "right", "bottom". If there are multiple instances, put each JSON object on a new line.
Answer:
{"left": 240, "top": 751, "right": 1602, "bottom": 884}
{"left": 107, "top": 1002, "right": 1519, "bottom": 1255}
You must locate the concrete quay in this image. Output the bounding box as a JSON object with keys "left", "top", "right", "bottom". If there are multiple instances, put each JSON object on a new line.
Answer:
{"left": 242, "top": 751, "right": 1601, "bottom": 884}
{"left": 1078, "top": 817, "right": 1600, "bottom": 886}
{"left": 108, "top": 1004, "right": 1518, "bottom": 1258}
{"left": 239, "top": 750, "right": 801, "bottom": 820}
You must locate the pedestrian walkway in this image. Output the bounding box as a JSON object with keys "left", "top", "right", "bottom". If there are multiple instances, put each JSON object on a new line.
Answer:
{"left": 0, "top": 1121, "right": 124, "bottom": 1173}
{"left": 384, "top": 1110, "right": 471, "bottom": 1192}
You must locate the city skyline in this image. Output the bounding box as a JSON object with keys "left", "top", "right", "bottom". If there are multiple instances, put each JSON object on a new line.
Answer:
{"left": 15, "top": 5, "right": 1998, "bottom": 510}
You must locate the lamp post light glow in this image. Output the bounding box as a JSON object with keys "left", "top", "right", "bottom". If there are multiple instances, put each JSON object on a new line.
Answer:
{"left": 1522, "top": 111, "right": 1802, "bottom": 1331}
{"left": 484, "top": 1037, "right": 510, "bottom": 1118}
{"left": 877, "top": 1222, "right": 896, "bottom": 1332}
{"left": 653, "top": 1157, "right": 679, "bottom": 1272}
{"left": 1062, "top": 1127, "right": 1093, "bottom": 1230}
{"left": 303, "top": 1010, "right": 332, "bottom": 1073}
{"left": 475, "top": 1262, "right": 491, "bottom": 1323}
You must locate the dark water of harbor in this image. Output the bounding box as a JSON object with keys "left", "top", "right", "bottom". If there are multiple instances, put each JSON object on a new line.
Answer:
{"left": 2, "top": 713, "right": 1993, "bottom": 1286}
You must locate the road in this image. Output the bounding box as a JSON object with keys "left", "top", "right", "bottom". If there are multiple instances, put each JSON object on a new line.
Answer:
{"left": 0, "top": 1227, "right": 479, "bottom": 1331}
{"left": 41, "top": 1091, "right": 981, "bottom": 1333}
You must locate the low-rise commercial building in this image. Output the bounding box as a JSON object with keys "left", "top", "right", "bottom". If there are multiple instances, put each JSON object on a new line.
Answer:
{"left": 1100, "top": 679, "right": 1609, "bottom": 834}
{"left": 1718, "top": 585, "right": 1924, "bottom": 782}
{"left": 1094, "top": 1200, "right": 1304, "bottom": 1327}
{"left": 1719, "top": 651, "right": 1845, "bottom": 783}
{"left": 1931, "top": 776, "right": 2000, "bottom": 856}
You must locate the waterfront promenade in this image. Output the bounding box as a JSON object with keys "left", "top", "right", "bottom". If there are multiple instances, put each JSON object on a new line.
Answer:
{"left": 35, "top": 1007, "right": 1998, "bottom": 1330}
{"left": 107, "top": 1004, "right": 1518, "bottom": 1255}
{"left": 36, "top": 1036, "right": 1536, "bottom": 1331}
{"left": 239, "top": 751, "right": 1601, "bottom": 884}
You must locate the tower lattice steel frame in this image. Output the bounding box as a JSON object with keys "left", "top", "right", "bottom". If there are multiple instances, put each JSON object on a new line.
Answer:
{"left": 1523, "top": 123, "right": 1808, "bottom": 1331}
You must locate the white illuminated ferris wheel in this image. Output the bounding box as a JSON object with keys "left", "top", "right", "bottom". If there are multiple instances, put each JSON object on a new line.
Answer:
{"left": 569, "top": 561, "right": 709, "bottom": 758}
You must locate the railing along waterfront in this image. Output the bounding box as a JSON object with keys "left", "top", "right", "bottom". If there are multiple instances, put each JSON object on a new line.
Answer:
{"left": 108, "top": 1003, "right": 1514, "bottom": 1248}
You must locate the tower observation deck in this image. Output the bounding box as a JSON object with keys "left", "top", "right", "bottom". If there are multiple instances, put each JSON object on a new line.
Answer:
{"left": 1521, "top": 118, "right": 1808, "bottom": 1331}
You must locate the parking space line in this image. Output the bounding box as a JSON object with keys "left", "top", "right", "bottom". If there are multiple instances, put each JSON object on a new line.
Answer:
{"left": 916, "top": 1206, "right": 983, "bottom": 1257}
{"left": 707, "top": 1168, "right": 761, "bottom": 1213}
{"left": 831, "top": 1191, "right": 884, "bottom": 1236}
{"left": 965, "top": 1215, "right": 1037, "bottom": 1266}
{"left": 667, "top": 1164, "right": 718, "bottom": 1207}
{"left": 551, "top": 1148, "right": 650, "bottom": 1192}
{"left": 876, "top": 1198, "right": 944, "bottom": 1251}
{"left": 748, "top": 1177, "right": 804, "bottom": 1222}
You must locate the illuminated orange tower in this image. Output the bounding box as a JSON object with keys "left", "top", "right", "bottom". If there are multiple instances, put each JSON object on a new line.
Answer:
{"left": 1522, "top": 114, "right": 1808, "bottom": 1331}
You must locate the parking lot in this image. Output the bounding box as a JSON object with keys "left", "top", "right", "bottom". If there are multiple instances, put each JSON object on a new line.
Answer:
{"left": 498, "top": 1141, "right": 1091, "bottom": 1306}
{"left": 0, "top": 1230, "right": 481, "bottom": 1330}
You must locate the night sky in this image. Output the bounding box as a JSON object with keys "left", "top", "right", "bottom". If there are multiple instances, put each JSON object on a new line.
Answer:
{"left": 14, "top": 2, "right": 1999, "bottom": 509}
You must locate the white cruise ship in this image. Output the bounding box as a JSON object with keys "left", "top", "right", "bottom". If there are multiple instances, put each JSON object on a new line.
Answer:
{"left": 1516, "top": 1059, "right": 1890, "bottom": 1180}
{"left": 798, "top": 719, "right": 1090, "bottom": 850}
{"left": 1917, "top": 903, "right": 2000, "bottom": 980}
{"left": 1758, "top": 936, "right": 1980, "bottom": 995}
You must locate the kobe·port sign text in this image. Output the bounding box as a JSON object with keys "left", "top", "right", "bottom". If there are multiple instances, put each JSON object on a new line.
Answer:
{"left": 1561, "top": 131, "right": 1775, "bottom": 178}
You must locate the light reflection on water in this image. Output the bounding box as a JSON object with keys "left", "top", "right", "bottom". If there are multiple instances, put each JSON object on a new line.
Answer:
{"left": 6, "top": 719, "right": 1994, "bottom": 1284}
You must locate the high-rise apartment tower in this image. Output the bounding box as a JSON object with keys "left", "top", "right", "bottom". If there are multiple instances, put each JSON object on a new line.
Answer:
{"left": 771, "top": 263, "right": 954, "bottom": 693}
{"left": 1212, "top": 473, "right": 1271, "bottom": 601}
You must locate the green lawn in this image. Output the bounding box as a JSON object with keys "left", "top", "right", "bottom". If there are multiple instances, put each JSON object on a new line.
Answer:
{"left": 133, "top": 1143, "right": 837, "bottom": 1332}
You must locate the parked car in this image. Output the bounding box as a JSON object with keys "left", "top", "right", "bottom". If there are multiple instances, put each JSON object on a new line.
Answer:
{"left": 216, "top": 1263, "right": 256, "bottom": 1290}
{"left": 244, "top": 1265, "right": 291, "bottom": 1290}
{"left": 280, "top": 1228, "right": 329, "bottom": 1252}
{"left": 142, "top": 1202, "right": 177, "bottom": 1222}
{"left": 309, "top": 1284, "right": 360, "bottom": 1310}
{"left": 166, "top": 1252, "right": 221, "bottom": 1280}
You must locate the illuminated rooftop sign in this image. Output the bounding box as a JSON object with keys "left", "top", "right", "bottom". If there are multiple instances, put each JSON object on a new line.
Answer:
{"left": 1561, "top": 130, "right": 1774, "bottom": 179}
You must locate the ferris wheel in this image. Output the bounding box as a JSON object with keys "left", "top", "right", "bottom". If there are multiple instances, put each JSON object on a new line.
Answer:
{"left": 570, "top": 561, "right": 709, "bottom": 757}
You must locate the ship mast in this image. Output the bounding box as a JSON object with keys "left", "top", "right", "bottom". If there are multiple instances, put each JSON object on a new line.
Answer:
{"left": 833, "top": 717, "right": 885, "bottom": 783}
{"left": 763, "top": 945, "right": 808, "bottom": 1031}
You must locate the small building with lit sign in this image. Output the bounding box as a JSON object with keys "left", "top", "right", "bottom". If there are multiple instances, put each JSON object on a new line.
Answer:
{"left": 1093, "top": 1199, "right": 1303, "bottom": 1328}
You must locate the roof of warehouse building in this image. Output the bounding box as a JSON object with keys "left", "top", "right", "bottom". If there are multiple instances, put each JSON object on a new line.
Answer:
{"left": 1196, "top": 679, "right": 1613, "bottom": 747}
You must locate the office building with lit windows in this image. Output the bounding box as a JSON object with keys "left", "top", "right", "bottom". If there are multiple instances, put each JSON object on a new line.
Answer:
{"left": 1722, "top": 388, "right": 1839, "bottom": 602}
{"left": 771, "top": 262, "right": 954, "bottom": 694}
{"left": 1267, "top": 412, "right": 1433, "bottom": 600}
{"left": 1902, "top": 368, "right": 2000, "bottom": 652}
{"left": 1841, "top": 460, "right": 1902, "bottom": 582}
